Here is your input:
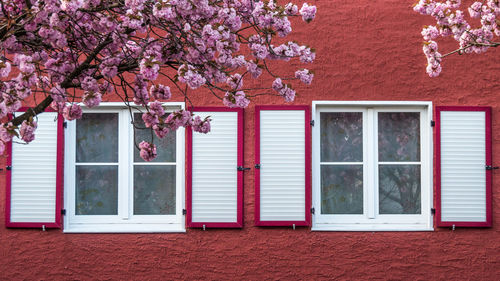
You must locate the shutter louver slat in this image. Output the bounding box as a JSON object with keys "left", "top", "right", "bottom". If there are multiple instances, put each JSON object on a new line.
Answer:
{"left": 187, "top": 108, "right": 243, "bottom": 228}
{"left": 436, "top": 106, "right": 492, "bottom": 227}
{"left": 6, "top": 111, "right": 63, "bottom": 228}
{"left": 255, "top": 106, "right": 311, "bottom": 227}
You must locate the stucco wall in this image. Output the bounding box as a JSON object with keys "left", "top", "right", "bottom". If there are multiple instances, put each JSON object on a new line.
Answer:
{"left": 1, "top": 1, "right": 499, "bottom": 280}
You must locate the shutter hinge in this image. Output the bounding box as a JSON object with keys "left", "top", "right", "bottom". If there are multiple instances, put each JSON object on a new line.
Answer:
{"left": 182, "top": 209, "right": 187, "bottom": 215}
{"left": 237, "top": 166, "right": 251, "bottom": 171}
{"left": 431, "top": 208, "right": 435, "bottom": 215}
{"left": 486, "top": 165, "right": 499, "bottom": 170}
{"left": 6, "top": 166, "right": 11, "bottom": 171}
{"left": 310, "top": 120, "right": 315, "bottom": 126}
{"left": 430, "top": 120, "right": 435, "bottom": 127}
{"left": 311, "top": 207, "right": 315, "bottom": 214}
{"left": 61, "top": 209, "right": 66, "bottom": 215}
{"left": 63, "top": 121, "right": 67, "bottom": 128}
{"left": 254, "top": 164, "right": 261, "bottom": 169}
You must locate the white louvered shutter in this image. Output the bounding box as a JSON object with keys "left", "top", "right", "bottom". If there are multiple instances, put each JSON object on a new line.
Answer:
{"left": 437, "top": 107, "right": 492, "bottom": 227}
{"left": 255, "top": 106, "right": 310, "bottom": 226}
{"left": 7, "top": 111, "right": 62, "bottom": 228}
{"left": 188, "top": 109, "right": 243, "bottom": 228}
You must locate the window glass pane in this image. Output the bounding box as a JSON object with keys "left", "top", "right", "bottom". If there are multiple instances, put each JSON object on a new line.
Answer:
{"left": 133, "top": 113, "right": 176, "bottom": 162}
{"left": 378, "top": 112, "right": 420, "bottom": 162}
{"left": 134, "top": 165, "right": 176, "bottom": 215}
{"left": 379, "top": 165, "right": 421, "bottom": 214}
{"left": 76, "top": 113, "right": 118, "bottom": 163}
{"left": 321, "top": 165, "right": 363, "bottom": 214}
{"left": 320, "top": 112, "right": 363, "bottom": 162}
{"left": 76, "top": 165, "right": 118, "bottom": 215}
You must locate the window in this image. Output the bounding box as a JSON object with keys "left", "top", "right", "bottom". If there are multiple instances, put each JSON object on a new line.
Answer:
{"left": 64, "top": 103, "right": 185, "bottom": 233}
{"left": 312, "top": 102, "right": 433, "bottom": 231}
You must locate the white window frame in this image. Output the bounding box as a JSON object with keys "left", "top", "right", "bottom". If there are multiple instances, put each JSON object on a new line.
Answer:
{"left": 64, "top": 102, "right": 185, "bottom": 233}
{"left": 311, "top": 101, "right": 433, "bottom": 231}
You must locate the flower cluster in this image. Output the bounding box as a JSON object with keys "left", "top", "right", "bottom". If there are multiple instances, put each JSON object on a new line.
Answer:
{"left": 139, "top": 141, "right": 157, "bottom": 162}
{"left": 294, "top": 69, "right": 314, "bottom": 85}
{"left": 414, "top": 0, "right": 500, "bottom": 77}
{"left": 223, "top": 91, "right": 250, "bottom": 108}
{"left": 0, "top": 0, "right": 317, "bottom": 160}
{"left": 272, "top": 78, "right": 296, "bottom": 102}
{"left": 19, "top": 120, "right": 37, "bottom": 143}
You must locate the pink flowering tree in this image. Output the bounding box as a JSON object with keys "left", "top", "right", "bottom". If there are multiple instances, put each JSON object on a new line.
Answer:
{"left": 0, "top": 0, "right": 317, "bottom": 161}
{"left": 414, "top": 0, "right": 499, "bottom": 77}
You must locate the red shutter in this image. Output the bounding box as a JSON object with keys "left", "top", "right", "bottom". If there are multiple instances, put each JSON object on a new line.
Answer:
{"left": 255, "top": 106, "right": 311, "bottom": 226}
{"left": 436, "top": 106, "right": 492, "bottom": 227}
{"left": 186, "top": 107, "right": 244, "bottom": 228}
{"left": 6, "top": 109, "right": 64, "bottom": 228}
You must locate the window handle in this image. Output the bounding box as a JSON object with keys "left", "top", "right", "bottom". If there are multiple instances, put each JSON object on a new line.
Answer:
{"left": 237, "top": 166, "right": 251, "bottom": 171}
{"left": 486, "top": 165, "right": 499, "bottom": 170}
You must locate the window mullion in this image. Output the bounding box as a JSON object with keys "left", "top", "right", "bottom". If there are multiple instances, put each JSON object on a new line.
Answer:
{"left": 119, "top": 110, "right": 130, "bottom": 220}
{"left": 366, "top": 109, "right": 376, "bottom": 219}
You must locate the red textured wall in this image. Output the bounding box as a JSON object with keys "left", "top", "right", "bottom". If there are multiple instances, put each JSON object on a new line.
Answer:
{"left": 2, "top": 1, "right": 500, "bottom": 280}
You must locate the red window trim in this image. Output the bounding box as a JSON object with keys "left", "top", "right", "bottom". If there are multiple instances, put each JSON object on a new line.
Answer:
{"left": 186, "top": 107, "right": 244, "bottom": 228}
{"left": 254, "top": 105, "right": 311, "bottom": 227}
{"left": 435, "top": 106, "right": 492, "bottom": 227}
{"left": 5, "top": 107, "right": 64, "bottom": 228}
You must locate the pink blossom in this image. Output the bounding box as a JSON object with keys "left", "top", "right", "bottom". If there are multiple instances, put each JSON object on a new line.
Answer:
{"left": 280, "top": 86, "right": 296, "bottom": 102}
{"left": 149, "top": 101, "right": 165, "bottom": 117}
{"left": 192, "top": 115, "right": 211, "bottom": 134}
{"left": 272, "top": 77, "right": 296, "bottom": 102}
{"left": 299, "top": 46, "right": 316, "bottom": 63}
{"left": 139, "top": 58, "right": 160, "bottom": 81}
{"left": 165, "top": 109, "right": 193, "bottom": 130}
{"left": 223, "top": 91, "right": 250, "bottom": 108}
{"left": 0, "top": 61, "right": 11, "bottom": 78}
{"left": 246, "top": 61, "right": 262, "bottom": 78}
{"left": 272, "top": 78, "right": 284, "bottom": 91}
{"left": 19, "top": 120, "right": 37, "bottom": 143}
{"left": 139, "top": 141, "right": 157, "bottom": 162}
{"left": 63, "top": 104, "right": 83, "bottom": 120}
{"left": 133, "top": 75, "right": 150, "bottom": 106}
{"left": 14, "top": 54, "right": 35, "bottom": 74}
{"left": 150, "top": 84, "right": 172, "bottom": 100}
{"left": 153, "top": 125, "right": 170, "bottom": 138}
{"left": 178, "top": 65, "right": 207, "bottom": 89}
{"left": 142, "top": 112, "right": 159, "bottom": 128}
{"left": 227, "top": 74, "right": 243, "bottom": 90}
{"left": 426, "top": 61, "right": 442, "bottom": 77}
{"left": 421, "top": 26, "right": 440, "bottom": 40}
{"left": 469, "top": 2, "right": 483, "bottom": 18}
{"left": 284, "top": 3, "right": 299, "bottom": 15}
{"left": 50, "top": 101, "right": 65, "bottom": 113}
{"left": 81, "top": 76, "right": 99, "bottom": 92}
{"left": 0, "top": 123, "right": 14, "bottom": 143}
{"left": 50, "top": 85, "right": 67, "bottom": 103}
{"left": 295, "top": 69, "right": 314, "bottom": 85}
{"left": 0, "top": 103, "right": 8, "bottom": 119}
{"left": 299, "top": 3, "right": 317, "bottom": 23}
{"left": 82, "top": 91, "right": 102, "bottom": 108}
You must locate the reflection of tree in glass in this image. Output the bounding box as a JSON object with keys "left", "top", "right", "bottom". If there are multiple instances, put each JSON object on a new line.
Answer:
{"left": 378, "top": 112, "right": 420, "bottom": 162}
{"left": 379, "top": 165, "right": 421, "bottom": 214}
{"left": 76, "top": 113, "right": 119, "bottom": 163}
{"left": 76, "top": 166, "right": 118, "bottom": 215}
{"left": 321, "top": 165, "right": 363, "bottom": 214}
{"left": 134, "top": 166, "right": 176, "bottom": 215}
{"left": 320, "top": 112, "right": 363, "bottom": 162}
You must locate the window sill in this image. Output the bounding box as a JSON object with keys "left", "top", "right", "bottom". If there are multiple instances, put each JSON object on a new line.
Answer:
{"left": 312, "top": 223, "right": 434, "bottom": 232}
{"left": 63, "top": 223, "right": 186, "bottom": 233}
